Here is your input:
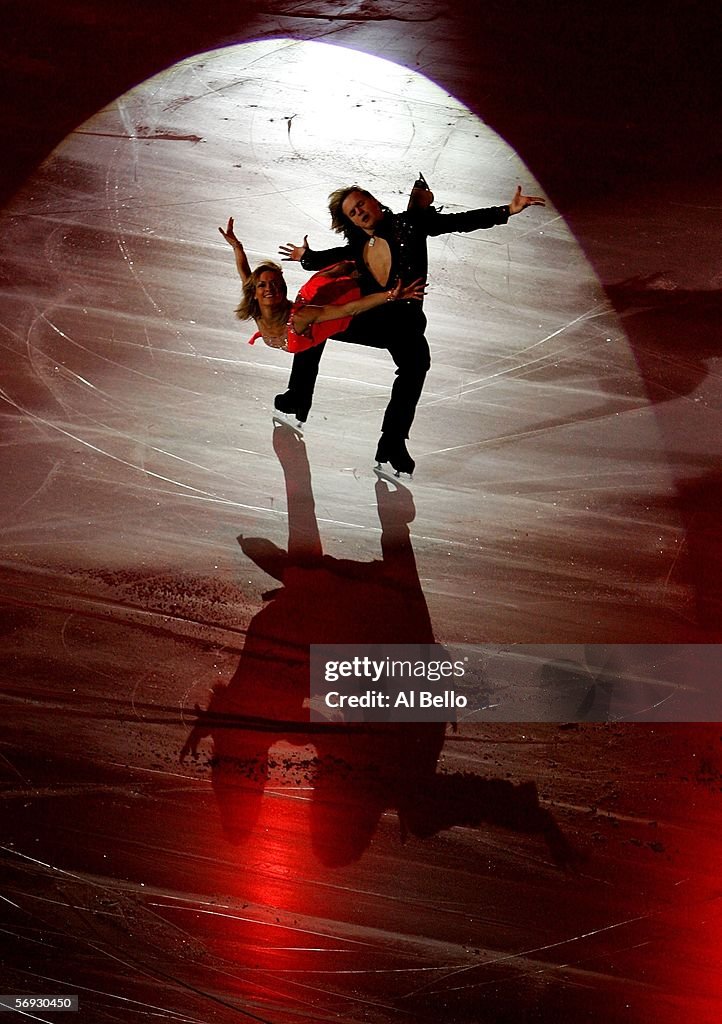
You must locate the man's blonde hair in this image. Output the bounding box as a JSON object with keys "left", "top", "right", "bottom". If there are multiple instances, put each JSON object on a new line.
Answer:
{"left": 327, "top": 186, "right": 388, "bottom": 243}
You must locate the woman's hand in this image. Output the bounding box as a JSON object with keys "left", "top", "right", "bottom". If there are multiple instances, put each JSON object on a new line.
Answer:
{"left": 388, "top": 277, "right": 427, "bottom": 302}
{"left": 218, "top": 216, "right": 243, "bottom": 248}
{"left": 219, "top": 216, "right": 252, "bottom": 282}
{"left": 407, "top": 173, "right": 435, "bottom": 211}
{"left": 279, "top": 236, "right": 309, "bottom": 262}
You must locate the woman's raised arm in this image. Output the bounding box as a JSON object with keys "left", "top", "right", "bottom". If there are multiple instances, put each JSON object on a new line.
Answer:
{"left": 218, "top": 216, "right": 252, "bottom": 283}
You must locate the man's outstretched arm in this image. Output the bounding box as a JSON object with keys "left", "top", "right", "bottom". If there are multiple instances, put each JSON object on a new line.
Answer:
{"left": 424, "top": 185, "right": 545, "bottom": 236}
{"left": 279, "top": 235, "right": 353, "bottom": 272}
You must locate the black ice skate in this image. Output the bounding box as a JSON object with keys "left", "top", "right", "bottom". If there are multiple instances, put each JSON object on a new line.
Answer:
{"left": 374, "top": 434, "right": 415, "bottom": 478}
{"left": 273, "top": 391, "right": 305, "bottom": 434}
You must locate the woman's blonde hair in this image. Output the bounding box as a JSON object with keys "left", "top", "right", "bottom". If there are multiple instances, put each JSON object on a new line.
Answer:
{"left": 235, "top": 262, "right": 288, "bottom": 321}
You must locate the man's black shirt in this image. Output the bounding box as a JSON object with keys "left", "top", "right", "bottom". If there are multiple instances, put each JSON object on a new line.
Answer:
{"left": 300, "top": 203, "right": 511, "bottom": 296}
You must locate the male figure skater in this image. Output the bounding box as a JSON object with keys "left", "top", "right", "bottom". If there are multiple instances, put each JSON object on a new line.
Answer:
{"left": 278, "top": 179, "right": 544, "bottom": 476}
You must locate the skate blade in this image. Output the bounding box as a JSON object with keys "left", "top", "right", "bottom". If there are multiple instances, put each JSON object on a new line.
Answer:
{"left": 272, "top": 412, "right": 304, "bottom": 435}
{"left": 374, "top": 463, "right": 413, "bottom": 483}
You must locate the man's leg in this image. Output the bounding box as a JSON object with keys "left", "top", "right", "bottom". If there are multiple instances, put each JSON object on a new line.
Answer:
{"left": 336, "top": 304, "right": 430, "bottom": 436}
{"left": 382, "top": 328, "right": 431, "bottom": 439}
{"left": 336, "top": 303, "right": 430, "bottom": 474}
{"left": 275, "top": 342, "right": 326, "bottom": 422}
{"left": 372, "top": 333, "right": 430, "bottom": 475}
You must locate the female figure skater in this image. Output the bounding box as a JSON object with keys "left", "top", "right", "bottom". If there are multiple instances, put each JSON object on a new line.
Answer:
{"left": 219, "top": 218, "right": 425, "bottom": 361}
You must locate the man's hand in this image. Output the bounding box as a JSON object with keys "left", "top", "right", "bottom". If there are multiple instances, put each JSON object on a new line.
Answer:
{"left": 218, "top": 216, "right": 243, "bottom": 249}
{"left": 279, "top": 236, "right": 309, "bottom": 262}
{"left": 508, "top": 185, "right": 545, "bottom": 215}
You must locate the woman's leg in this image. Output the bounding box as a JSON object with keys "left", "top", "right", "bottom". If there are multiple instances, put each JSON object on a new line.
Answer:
{"left": 275, "top": 341, "right": 326, "bottom": 422}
